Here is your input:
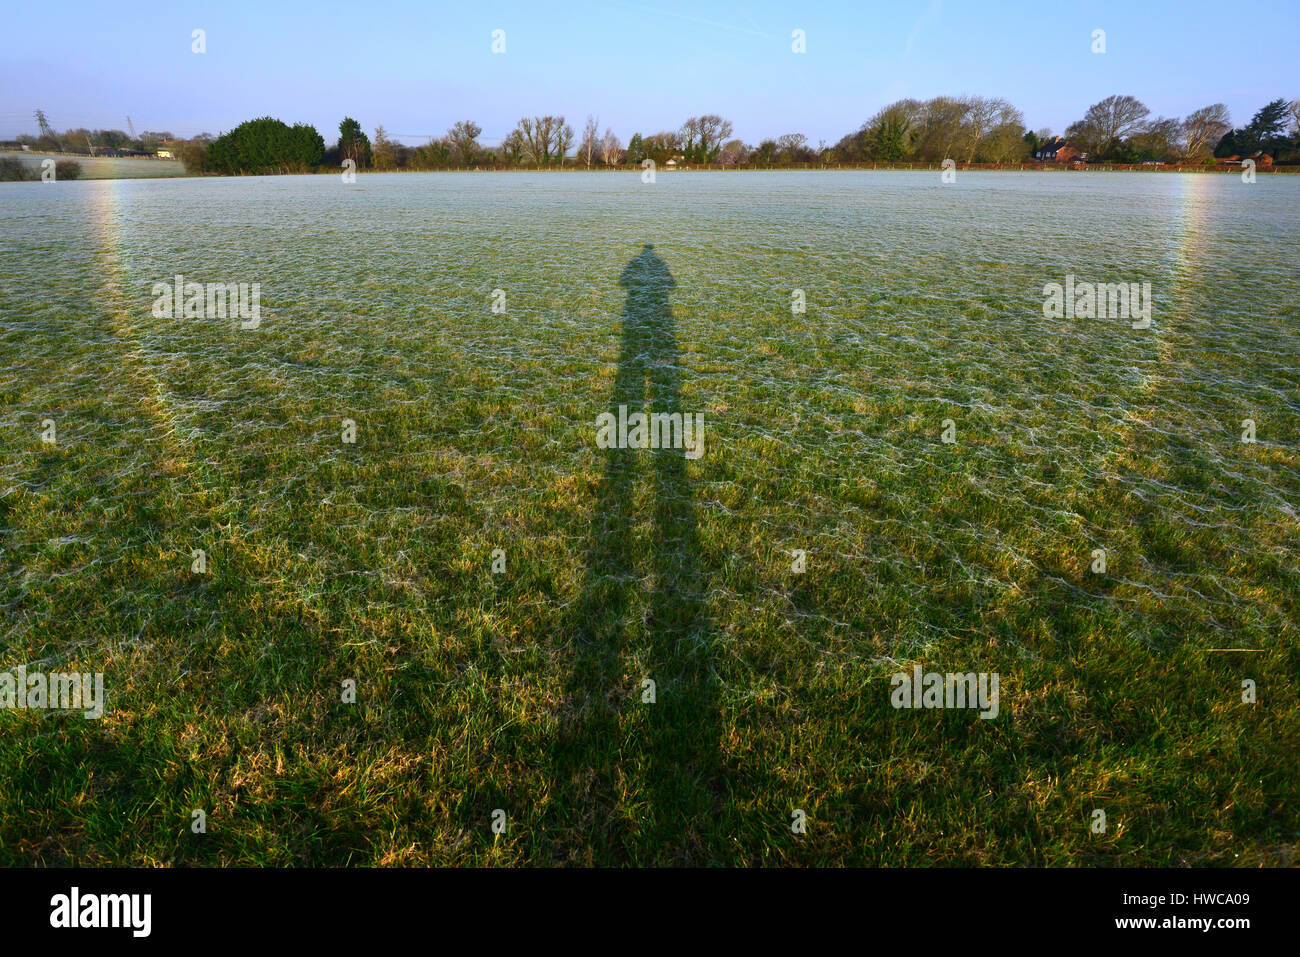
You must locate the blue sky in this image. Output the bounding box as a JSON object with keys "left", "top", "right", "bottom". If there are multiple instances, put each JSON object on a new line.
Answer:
{"left": 1, "top": 0, "right": 1295, "bottom": 146}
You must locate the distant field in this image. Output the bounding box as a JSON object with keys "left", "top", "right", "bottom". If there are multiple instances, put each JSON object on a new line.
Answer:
{"left": 0, "top": 171, "right": 1296, "bottom": 866}
{"left": 2, "top": 151, "right": 187, "bottom": 180}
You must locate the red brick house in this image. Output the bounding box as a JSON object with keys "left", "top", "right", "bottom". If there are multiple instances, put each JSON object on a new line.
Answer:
{"left": 1035, "top": 138, "right": 1087, "bottom": 163}
{"left": 1217, "top": 152, "right": 1273, "bottom": 169}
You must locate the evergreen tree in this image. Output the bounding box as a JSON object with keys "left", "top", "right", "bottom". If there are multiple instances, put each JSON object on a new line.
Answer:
{"left": 873, "top": 114, "right": 911, "bottom": 161}
{"left": 1213, "top": 129, "right": 1238, "bottom": 157}
{"left": 626, "top": 133, "right": 644, "bottom": 165}
{"left": 204, "top": 117, "right": 324, "bottom": 174}
{"left": 1241, "top": 98, "right": 1290, "bottom": 154}
{"left": 338, "top": 117, "right": 371, "bottom": 168}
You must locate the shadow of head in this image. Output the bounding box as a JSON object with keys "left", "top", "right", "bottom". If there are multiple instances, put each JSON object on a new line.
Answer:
{"left": 619, "top": 243, "right": 675, "bottom": 294}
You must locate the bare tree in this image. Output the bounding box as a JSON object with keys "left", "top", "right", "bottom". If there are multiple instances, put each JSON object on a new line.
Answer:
{"left": 581, "top": 115, "right": 599, "bottom": 167}
{"left": 677, "top": 115, "right": 735, "bottom": 163}
{"left": 513, "top": 118, "right": 542, "bottom": 164}
{"left": 447, "top": 120, "right": 482, "bottom": 165}
{"left": 986, "top": 100, "right": 1025, "bottom": 161}
{"left": 599, "top": 127, "right": 622, "bottom": 166}
{"left": 959, "top": 97, "right": 995, "bottom": 162}
{"left": 553, "top": 120, "right": 574, "bottom": 165}
{"left": 1067, "top": 94, "right": 1150, "bottom": 157}
{"left": 699, "top": 114, "right": 733, "bottom": 162}
{"left": 957, "top": 97, "right": 1021, "bottom": 162}
{"left": 501, "top": 128, "right": 525, "bottom": 164}
{"left": 514, "top": 115, "right": 567, "bottom": 164}
{"left": 980, "top": 120, "right": 1031, "bottom": 163}
{"left": 910, "top": 96, "right": 971, "bottom": 161}
{"left": 1178, "top": 104, "right": 1231, "bottom": 160}
{"left": 679, "top": 116, "right": 701, "bottom": 160}
{"left": 776, "top": 132, "right": 810, "bottom": 163}
{"left": 1130, "top": 116, "right": 1181, "bottom": 160}
{"left": 1290, "top": 100, "right": 1300, "bottom": 137}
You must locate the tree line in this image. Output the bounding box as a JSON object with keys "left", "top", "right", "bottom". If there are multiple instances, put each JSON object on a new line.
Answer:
{"left": 11, "top": 110, "right": 179, "bottom": 157}
{"left": 0, "top": 157, "right": 81, "bottom": 181}
{"left": 80, "top": 94, "right": 1300, "bottom": 176}
{"left": 835, "top": 95, "right": 1299, "bottom": 165}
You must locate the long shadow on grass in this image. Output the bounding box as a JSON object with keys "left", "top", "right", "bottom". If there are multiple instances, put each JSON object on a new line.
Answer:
{"left": 549, "top": 244, "right": 722, "bottom": 864}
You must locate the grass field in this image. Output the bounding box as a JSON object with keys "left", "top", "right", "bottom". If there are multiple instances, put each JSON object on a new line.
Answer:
{"left": 0, "top": 171, "right": 1296, "bottom": 865}
{"left": 1, "top": 151, "right": 187, "bottom": 180}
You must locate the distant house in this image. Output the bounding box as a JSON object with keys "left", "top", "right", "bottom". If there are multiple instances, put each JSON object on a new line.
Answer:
{"left": 1034, "top": 138, "right": 1087, "bottom": 163}
{"left": 156, "top": 149, "right": 174, "bottom": 159}
{"left": 1218, "top": 151, "right": 1272, "bottom": 169}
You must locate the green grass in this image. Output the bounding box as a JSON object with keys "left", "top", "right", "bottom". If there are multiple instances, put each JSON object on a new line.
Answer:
{"left": 1, "top": 151, "right": 187, "bottom": 180}
{"left": 0, "top": 172, "right": 1296, "bottom": 866}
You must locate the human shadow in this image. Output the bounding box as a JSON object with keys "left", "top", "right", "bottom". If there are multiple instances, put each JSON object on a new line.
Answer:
{"left": 548, "top": 244, "right": 722, "bottom": 864}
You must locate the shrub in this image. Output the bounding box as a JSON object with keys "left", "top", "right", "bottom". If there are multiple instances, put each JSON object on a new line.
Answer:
{"left": 204, "top": 117, "right": 325, "bottom": 174}
{"left": 180, "top": 140, "right": 207, "bottom": 174}
{"left": 0, "top": 157, "right": 31, "bottom": 181}
{"left": 54, "top": 160, "right": 82, "bottom": 180}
